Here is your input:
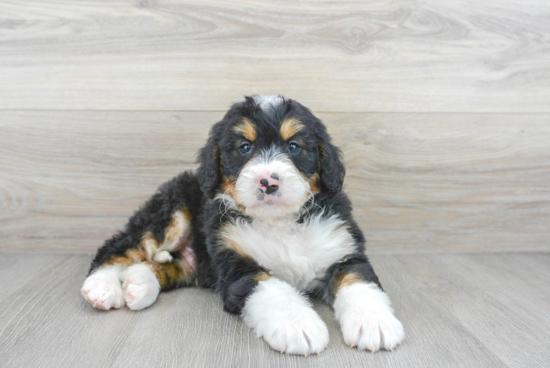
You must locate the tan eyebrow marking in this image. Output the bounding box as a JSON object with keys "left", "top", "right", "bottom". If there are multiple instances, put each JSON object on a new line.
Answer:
{"left": 233, "top": 118, "right": 257, "bottom": 141}
{"left": 279, "top": 118, "right": 304, "bottom": 140}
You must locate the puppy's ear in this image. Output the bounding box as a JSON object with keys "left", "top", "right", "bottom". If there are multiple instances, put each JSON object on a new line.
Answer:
{"left": 197, "top": 123, "right": 223, "bottom": 198}
{"left": 318, "top": 128, "right": 346, "bottom": 193}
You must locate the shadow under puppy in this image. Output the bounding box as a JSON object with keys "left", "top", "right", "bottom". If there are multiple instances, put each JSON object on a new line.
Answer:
{"left": 82, "top": 95, "right": 405, "bottom": 355}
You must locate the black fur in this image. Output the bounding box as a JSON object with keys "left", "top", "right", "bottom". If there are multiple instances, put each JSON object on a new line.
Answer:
{"left": 196, "top": 124, "right": 224, "bottom": 199}
{"left": 87, "top": 95, "right": 383, "bottom": 315}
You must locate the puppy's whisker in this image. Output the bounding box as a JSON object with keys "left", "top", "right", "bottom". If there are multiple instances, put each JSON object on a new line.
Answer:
{"left": 220, "top": 190, "right": 232, "bottom": 220}
{"left": 299, "top": 191, "right": 317, "bottom": 221}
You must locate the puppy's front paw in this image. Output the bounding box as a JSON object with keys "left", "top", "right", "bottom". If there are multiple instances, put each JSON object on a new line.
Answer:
{"left": 335, "top": 283, "right": 404, "bottom": 352}
{"left": 261, "top": 309, "right": 329, "bottom": 355}
{"left": 243, "top": 278, "right": 329, "bottom": 355}
{"left": 339, "top": 306, "right": 404, "bottom": 352}
{"left": 81, "top": 266, "right": 125, "bottom": 310}
{"left": 123, "top": 263, "right": 161, "bottom": 310}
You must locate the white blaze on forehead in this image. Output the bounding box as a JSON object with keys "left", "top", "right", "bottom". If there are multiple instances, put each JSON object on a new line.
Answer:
{"left": 252, "top": 94, "right": 284, "bottom": 112}
{"left": 255, "top": 145, "right": 286, "bottom": 164}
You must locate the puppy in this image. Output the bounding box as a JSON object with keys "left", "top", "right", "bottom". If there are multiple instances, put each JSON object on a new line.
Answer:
{"left": 81, "top": 95, "right": 405, "bottom": 355}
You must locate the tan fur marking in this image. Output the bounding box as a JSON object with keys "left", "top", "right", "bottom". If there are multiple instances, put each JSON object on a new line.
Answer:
{"left": 298, "top": 172, "right": 320, "bottom": 199}
{"left": 234, "top": 118, "right": 257, "bottom": 141}
{"left": 219, "top": 224, "right": 252, "bottom": 259}
{"left": 105, "top": 247, "right": 147, "bottom": 267}
{"left": 254, "top": 272, "right": 271, "bottom": 282}
{"left": 182, "top": 206, "right": 193, "bottom": 223}
{"left": 141, "top": 232, "right": 159, "bottom": 259}
{"left": 336, "top": 272, "right": 364, "bottom": 293}
{"left": 222, "top": 176, "right": 237, "bottom": 198}
{"left": 222, "top": 176, "right": 246, "bottom": 212}
{"left": 148, "top": 260, "right": 194, "bottom": 290}
{"left": 309, "top": 173, "right": 320, "bottom": 194}
{"left": 225, "top": 239, "right": 252, "bottom": 259}
{"left": 164, "top": 210, "right": 186, "bottom": 245}
{"left": 109, "top": 208, "right": 191, "bottom": 269}
{"left": 105, "top": 256, "right": 132, "bottom": 267}
{"left": 127, "top": 248, "right": 147, "bottom": 263}
{"left": 280, "top": 118, "right": 304, "bottom": 140}
{"left": 301, "top": 172, "right": 320, "bottom": 194}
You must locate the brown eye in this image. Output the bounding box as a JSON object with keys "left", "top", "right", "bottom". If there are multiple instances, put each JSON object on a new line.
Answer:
{"left": 288, "top": 142, "right": 301, "bottom": 154}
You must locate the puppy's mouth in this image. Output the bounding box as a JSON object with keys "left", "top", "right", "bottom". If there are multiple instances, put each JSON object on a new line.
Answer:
{"left": 256, "top": 187, "right": 283, "bottom": 204}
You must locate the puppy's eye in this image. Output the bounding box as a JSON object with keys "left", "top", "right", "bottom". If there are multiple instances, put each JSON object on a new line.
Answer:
{"left": 239, "top": 143, "right": 251, "bottom": 154}
{"left": 288, "top": 142, "right": 301, "bottom": 154}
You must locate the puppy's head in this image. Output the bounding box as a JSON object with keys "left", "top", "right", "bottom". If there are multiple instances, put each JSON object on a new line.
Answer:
{"left": 197, "top": 95, "right": 345, "bottom": 218}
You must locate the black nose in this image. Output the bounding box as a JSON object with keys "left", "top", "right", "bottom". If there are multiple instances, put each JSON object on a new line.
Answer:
{"left": 260, "top": 179, "right": 279, "bottom": 195}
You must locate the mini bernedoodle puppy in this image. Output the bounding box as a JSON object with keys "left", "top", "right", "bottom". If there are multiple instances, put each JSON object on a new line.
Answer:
{"left": 82, "top": 95, "right": 405, "bottom": 355}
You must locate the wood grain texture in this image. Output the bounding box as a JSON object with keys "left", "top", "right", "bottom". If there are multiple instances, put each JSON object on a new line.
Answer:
{"left": 0, "top": 0, "right": 549, "bottom": 112}
{"left": 0, "top": 253, "right": 549, "bottom": 367}
{"left": 1, "top": 110, "right": 549, "bottom": 254}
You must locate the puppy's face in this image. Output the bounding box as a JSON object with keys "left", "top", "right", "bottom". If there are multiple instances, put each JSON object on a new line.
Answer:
{"left": 198, "top": 95, "right": 345, "bottom": 219}
{"left": 223, "top": 116, "right": 318, "bottom": 218}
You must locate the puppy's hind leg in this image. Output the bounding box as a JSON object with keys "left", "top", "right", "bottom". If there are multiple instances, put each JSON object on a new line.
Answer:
{"left": 82, "top": 243, "right": 149, "bottom": 311}
{"left": 82, "top": 173, "right": 198, "bottom": 311}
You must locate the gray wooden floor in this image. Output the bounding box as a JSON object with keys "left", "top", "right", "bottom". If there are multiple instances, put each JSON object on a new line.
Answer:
{"left": 1, "top": 252, "right": 548, "bottom": 368}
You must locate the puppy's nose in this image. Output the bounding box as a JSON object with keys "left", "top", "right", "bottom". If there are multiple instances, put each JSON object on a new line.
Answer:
{"left": 259, "top": 175, "right": 279, "bottom": 195}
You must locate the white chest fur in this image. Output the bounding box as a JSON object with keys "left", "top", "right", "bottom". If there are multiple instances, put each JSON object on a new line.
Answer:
{"left": 227, "top": 214, "right": 357, "bottom": 290}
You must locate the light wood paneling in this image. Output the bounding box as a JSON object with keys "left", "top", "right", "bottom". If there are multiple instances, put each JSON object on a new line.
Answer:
{"left": 0, "top": 0, "right": 549, "bottom": 112}
{"left": 1, "top": 110, "right": 548, "bottom": 253}
{"left": 1, "top": 253, "right": 549, "bottom": 367}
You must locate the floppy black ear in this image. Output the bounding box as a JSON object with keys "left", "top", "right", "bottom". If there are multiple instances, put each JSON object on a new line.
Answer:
{"left": 196, "top": 123, "right": 223, "bottom": 198}
{"left": 318, "top": 132, "right": 346, "bottom": 193}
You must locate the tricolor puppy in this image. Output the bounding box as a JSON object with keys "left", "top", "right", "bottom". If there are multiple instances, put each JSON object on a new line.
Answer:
{"left": 82, "top": 95, "right": 405, "bottom": 355}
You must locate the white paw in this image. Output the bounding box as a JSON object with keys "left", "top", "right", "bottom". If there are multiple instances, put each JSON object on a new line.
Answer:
{"left": 339, "top": 307, "right": 404, "bottom": 352}
{"left": 81, "top": 266, "right": 125, "bottom": 310}
{"left": 261, "top": 310, "right": 329, "bottom": 355}
{"left": 123, "top": 263, "right": 161, "bottom": 310}
{"left": 153, "top": 250, "right": 173, "bottom": 263}
{"left": 243, "top": 278, "right": 329, "bottom": 355}
{"left": 335, "top": 282, "right": 404, "bottom": 352}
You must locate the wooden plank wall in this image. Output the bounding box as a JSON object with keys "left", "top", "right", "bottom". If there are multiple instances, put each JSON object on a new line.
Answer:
{"left": 1, "top": 0, "right": 549, "bottom": 253}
